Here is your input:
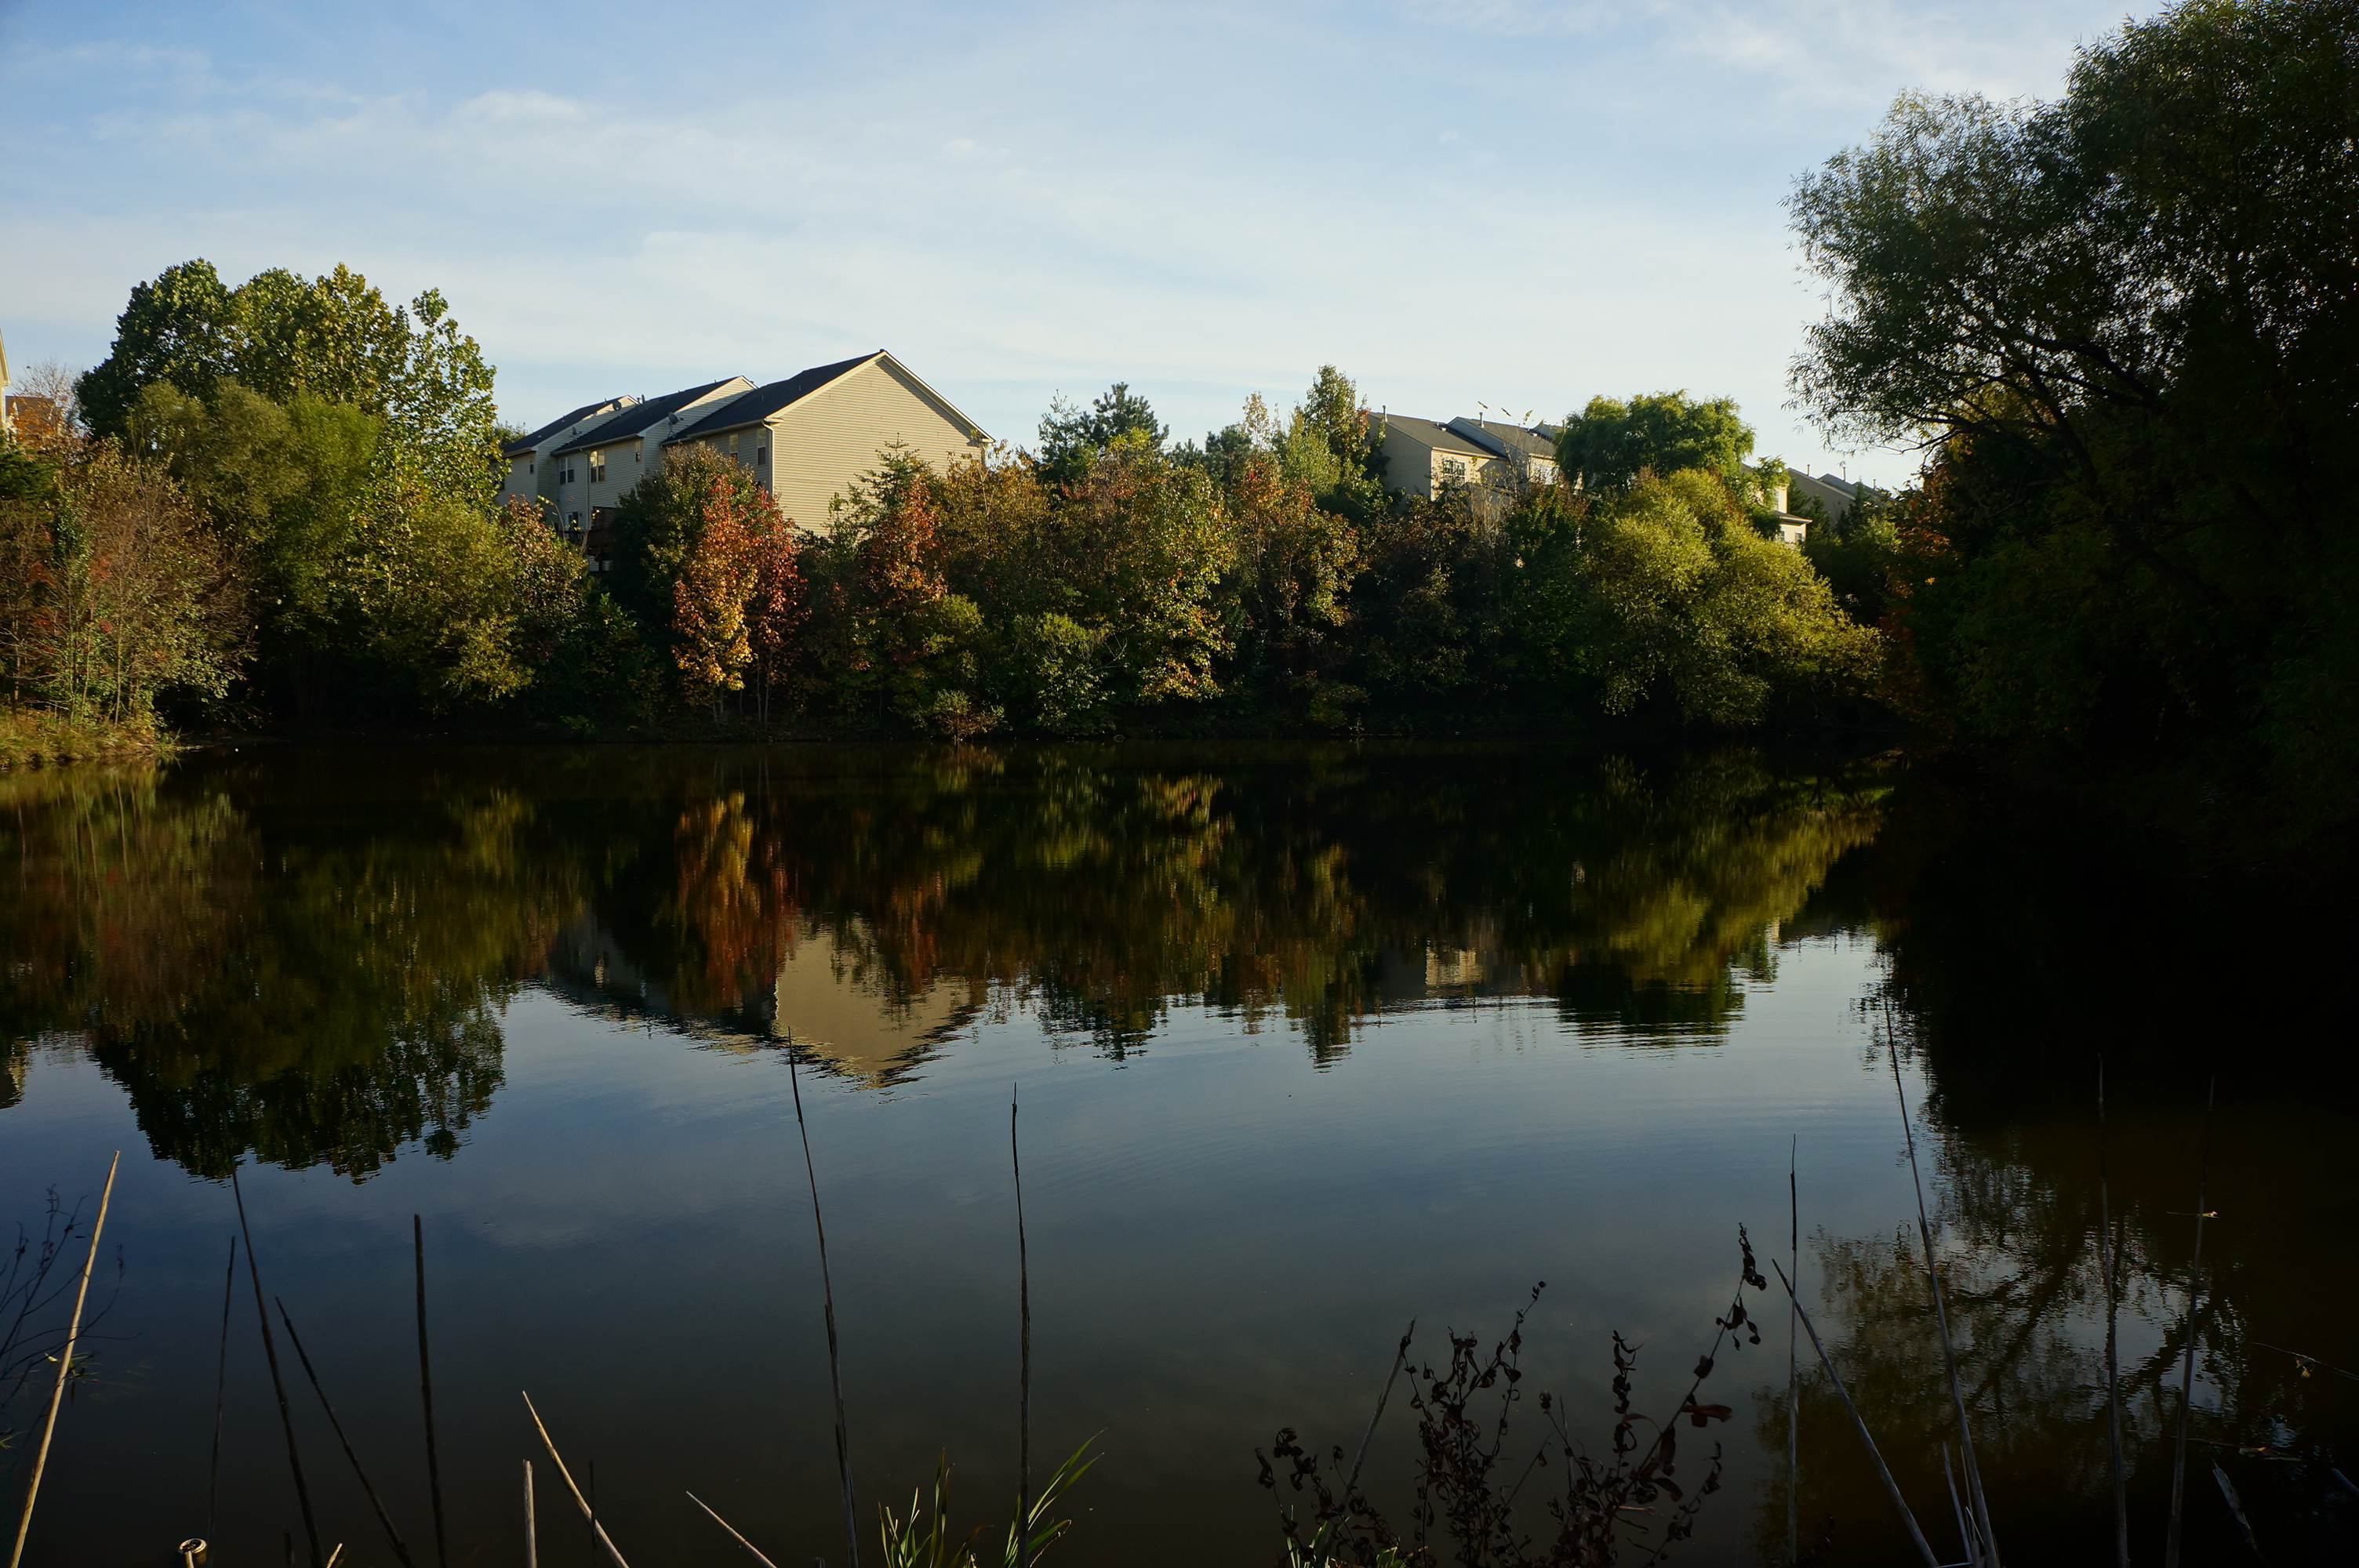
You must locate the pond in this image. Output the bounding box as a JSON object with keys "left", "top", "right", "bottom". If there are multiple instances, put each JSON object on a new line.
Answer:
{"left": 1, "top": 742, "right": 2351, "bottom": 1566}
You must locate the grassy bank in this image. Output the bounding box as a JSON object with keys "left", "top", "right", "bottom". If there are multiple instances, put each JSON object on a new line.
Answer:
{"left": 0, "top": 707, "right": 171, "bottom": 768}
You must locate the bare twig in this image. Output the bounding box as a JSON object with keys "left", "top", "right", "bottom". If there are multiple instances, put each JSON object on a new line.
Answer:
{"left": 5, "top": 1151, "right": 117, "bottom": 1568}
{"left": 520, "top": 1391, "right": 630, "bottom": 1568}
{"left": 524, "top": 1461, "right": 537, "bottom": 1568}
{"left": 790, "top": 1052, "right": 859, "bottom": 1568}
{"left": 1772, "top": 1259, "right": 1941, "bottom": 1568}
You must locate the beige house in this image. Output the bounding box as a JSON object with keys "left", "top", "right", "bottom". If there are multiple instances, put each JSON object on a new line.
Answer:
{"left": 659, "top": 351, "right": 988, "bottom": 530}
{"left": 0, "top": 328, "right": 10, "bottom": 440}
{"left": 1376, "top": 413, "right": 1562, "bottom": 521}
{"left": 500, "top": 378, "right": 758, "bottom": 564}
{"left": 1448, "top": 417, "right": 1562, "bottom": 491}
{"left": 532, "top": 378, "right": 758, "bottom": 567}
{"left": 1787, "top": 470, "right": 1862, "bottom": 526}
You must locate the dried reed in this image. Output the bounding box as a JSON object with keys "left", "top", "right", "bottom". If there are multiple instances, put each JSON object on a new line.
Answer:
{"left": 1886, "top": 1027, "right": 1997, "bottom": 1567}
{"left": 4, "top": 1150, "right": 117, "bottom": 1568}
{"left": 521, "top": 1391, "right": 631, "bottom": 1567}
{"left": 1787, "top": 1138, "right": 1799, "bottom": 1568}
{"left": 413, "top": 1215, "right": 449, "bottom": 1568}
{"left": 233, "top": 1167, "right": 323, "bottom": 1568}
{"left": 1772, "top": 1258, "right": 1940, "bottom": 1568}
{"left": 208, "top": 1235, "right": 237, "bottom": 1540}
{"left": 2162, "top": 1076, "right": 2216, "bottom": 1568}
{"left": 790, "top": 1051, "right": 860, "bottom": 1568}
{"left": 1012, "top": 1088, "right": 1030, "bottom": 1568}
{"left": 688, "top": 1490, "right": 784, "bottom": 1568}
{"left": 2097, "top": 1061, "right": 2128, "bottom": 1568}
{"left": 272, "top": 1297, "right": 416, "bottom": 1568}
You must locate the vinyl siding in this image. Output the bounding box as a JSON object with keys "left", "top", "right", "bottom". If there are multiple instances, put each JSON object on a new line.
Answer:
{"left": 1377, "top": 424, "right": 1440, "bottom": 499}
{"left": 767, "top": 357, "right": 984, "bottom": 529}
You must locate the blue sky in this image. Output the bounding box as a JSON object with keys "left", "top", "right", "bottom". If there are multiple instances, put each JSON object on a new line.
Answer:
{"left": 2, "top": 0, "right": 2159, "bottom": 487}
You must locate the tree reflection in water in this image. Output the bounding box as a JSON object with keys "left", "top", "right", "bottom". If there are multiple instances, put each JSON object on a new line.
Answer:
{"left": 5, "top": 744, "right": 2356, "bottom": 1560}
{"left": 1, "top": 743, "right": 1881, "bottom": 1171}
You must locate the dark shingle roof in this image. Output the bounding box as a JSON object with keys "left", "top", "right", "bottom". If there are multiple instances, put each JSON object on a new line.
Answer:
{"left": 549, "top": 378, "right": 749, "bottom": 457}
{"left": 1448, "top": 418, "right": 1558, "bottom": 463}
{"left": 663, "top": 354, "right": 878, "bottom": 444}
{"left": 1381, "top": 415, "right": 1494, "bottom": 459}
{"left": 503, "top": 397, "right": 634, "bottom": 457}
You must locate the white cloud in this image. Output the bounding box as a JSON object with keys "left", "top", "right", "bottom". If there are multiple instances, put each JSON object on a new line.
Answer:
{"left": 0, "top": 0, "right": 2168, "bottom": 487}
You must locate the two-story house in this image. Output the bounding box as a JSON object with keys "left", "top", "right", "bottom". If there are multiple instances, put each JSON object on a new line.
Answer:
{"left": 657, "top": 351, "right": 988, "bottom": 529}
{"left": 536, "top": 378, "right": 758, "bottom": 569}
{"left": 506, "top": 352, "right": 988, "bottom": 569}
{"left": 1375, "top": 413, "right": 1561, "bottom": 521}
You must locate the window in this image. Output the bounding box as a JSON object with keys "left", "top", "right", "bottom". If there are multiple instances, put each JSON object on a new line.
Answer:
{"left": 634, "top": 440, "right": 644, "bottom": 463}
{"left": 1441, "top": 457, "right": 1467, "bottom": 481}
{"left": 756, "top": 446, "right": 767, "bottom": 466}
{"left": 589, "top": 451, "right": 606, "bottom": 484}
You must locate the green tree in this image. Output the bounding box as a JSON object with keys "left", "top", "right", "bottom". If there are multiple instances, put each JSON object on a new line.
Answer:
{"left": 1512, "top": 470, "right": 1878, "bottom": 724}
{"left": 1037, "top": 382, "right": 1169, "bottom": 481}
{"left": 1789, "top": 0, "right": 2359, "bottom": 818}
{"left": 607, "top": 445, "right": 772, "bottom": 666}
{"left": 81, "top": 260, "right": 498, "bottom": 501}
{"left": 73, "top": 260, "right": 242, "bottom": 439}
{"left": 10, "top": 448, "right": 252, "bottom": 726}
{"left": 1554, "top": 391, "right": 1756, "bottom": 495}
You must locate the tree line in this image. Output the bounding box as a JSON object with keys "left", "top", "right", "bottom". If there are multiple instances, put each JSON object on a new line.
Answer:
{"left": 5, "top": 0, "right": 2342, "bottom": 817}
{"left": 2, "top": 292, "right": 1876, "bottom": 744}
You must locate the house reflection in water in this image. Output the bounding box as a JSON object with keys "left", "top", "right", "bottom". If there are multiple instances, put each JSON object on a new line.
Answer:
{"left": 769, "top": 922, "right": 976, "bottom": 1084}
{"left": 541, "top": 914, "right": 973, "bottom": 1086}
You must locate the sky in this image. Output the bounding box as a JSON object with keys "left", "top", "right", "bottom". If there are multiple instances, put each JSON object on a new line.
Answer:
{"left": 1, "top": 0, "right": 2163, "bottom": 488}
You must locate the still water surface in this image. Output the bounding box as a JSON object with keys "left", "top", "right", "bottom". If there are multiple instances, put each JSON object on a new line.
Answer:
{"left": 1, "top": 743, "right": 2350, "bottom": 1565}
